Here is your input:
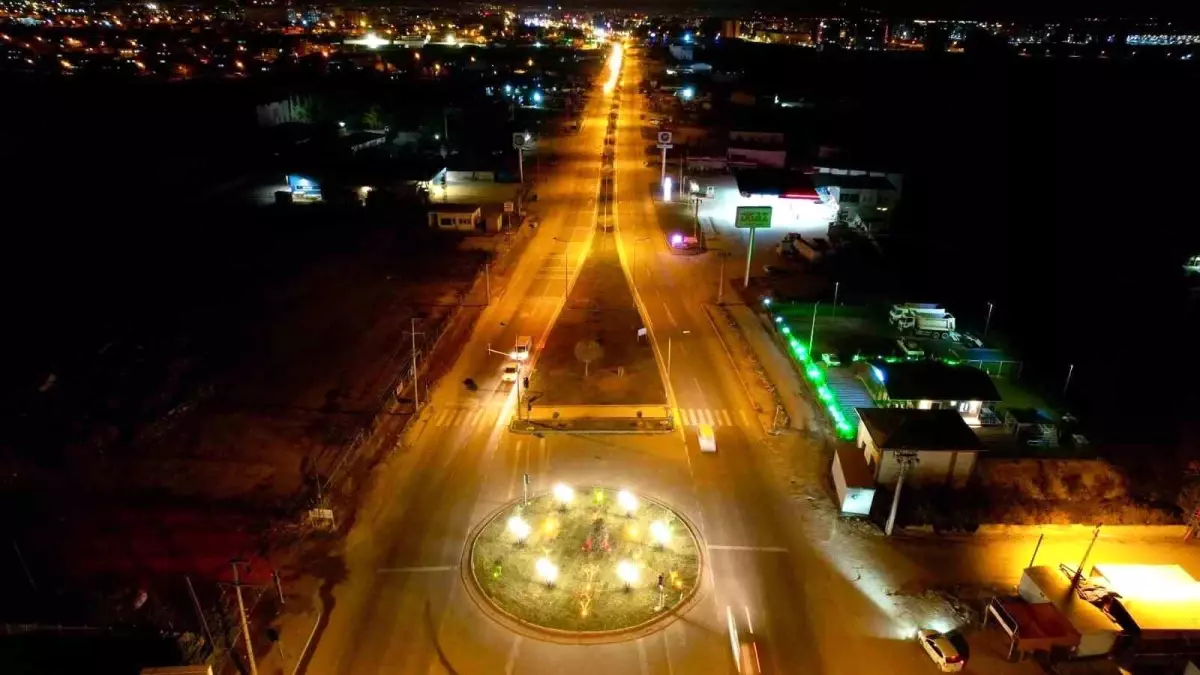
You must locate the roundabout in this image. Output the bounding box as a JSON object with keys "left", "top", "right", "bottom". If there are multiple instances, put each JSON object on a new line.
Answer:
{"left": 464, "top": 486, "right": 703, "bottom": 642}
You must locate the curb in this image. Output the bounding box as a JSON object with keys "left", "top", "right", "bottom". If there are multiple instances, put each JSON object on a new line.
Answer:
{"left": 459, "top": 489, "right": 706, "bottom": 645}
{"left": 701, "top": 304, "right": 773, "bottom": 437}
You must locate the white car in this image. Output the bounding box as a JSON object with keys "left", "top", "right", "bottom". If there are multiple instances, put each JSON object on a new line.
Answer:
{"left": 698, "top": 424, "right": 717, "bottom": 453}
{"left": 917, "top": 630, "right": 964, "bottom": 672}
{"left": 501, "top": 363, "right": 520, "bottom": 383}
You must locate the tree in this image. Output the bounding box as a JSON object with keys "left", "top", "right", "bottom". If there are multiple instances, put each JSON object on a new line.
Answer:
{"left": 362, "top": 104, "right": 384, "bottom": 130}
{"left": 574, "top": 339, "right": 604, "bottom": 377}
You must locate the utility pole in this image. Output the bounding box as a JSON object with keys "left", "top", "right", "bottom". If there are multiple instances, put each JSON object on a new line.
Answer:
{"left": 660, "top": 145, "right": 667, "bottom": 185}
{"left": 406, "top": 319, "right": 425, "bottom": 410}
{"left": 678, "top": 150, "right": 684, "bottom": 201}
{"left": 885, "top": 451, "right": 918, "bottom": 536}
{"left": 518, "top": 146, "right": 524, "bottom": 184}
{"left": 717, "top": 252, "right": 727, "bottom": 305}
{"left": 443, "top": 108, "right": 450, "bottom": 145}
{"left": 984, "top": 301, "right": 994, "bottom": 339}
{"left": 1063, "top": 364, "right": 1075, "bottom": 396}
{"left": 230, "top": 560, "right": 259, "bottom": 675}
{"left": 832, "top": 281, "right": 840, "bottom": 318}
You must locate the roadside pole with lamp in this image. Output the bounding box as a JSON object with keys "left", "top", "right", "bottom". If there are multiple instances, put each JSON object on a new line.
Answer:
{"left": 513, "top": 132, "right": 531, "bottom": 184}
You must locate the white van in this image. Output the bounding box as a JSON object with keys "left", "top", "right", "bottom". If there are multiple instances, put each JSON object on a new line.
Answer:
{"left": 698, "top": 424, "right": 717, "bottom": 453}
{"left": 511, "top": 336, "right": 533, "bottom": 361}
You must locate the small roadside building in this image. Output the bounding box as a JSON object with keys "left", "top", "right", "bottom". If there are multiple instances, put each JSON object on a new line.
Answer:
{"left": 832, "top": 445, "right": 876, "bottom": 516}
{"left": 861, "top": 360, "right": 1002, "bottom": 427}
{"left": 428, "top": 204, "right": 483, "bottom": 231}
{"left": 856, "top": 408, "right": 984, "bottom": 488}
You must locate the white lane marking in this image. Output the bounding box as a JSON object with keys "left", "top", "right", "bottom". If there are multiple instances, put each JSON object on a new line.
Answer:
{"left": 376, "top": 566, "right": 454, "bottom": 573}
{"left": 707, "top": 544, "right": 789, "bottom": 553}
{"left": 663, "top": 627, "right": 676, "bottom": 675}
{"left": 470, "top": 408, "right": 485, "bottom": 426}
{"left": 504, "top": 635, "right": 522, "bottom": 675}
{"left": 701, "top": 409, "right": 715, "bottom": 426}
{"left": 686, "top": 409, "right": 698, "bottom": 425}
{"left": 433, "top": 409, "right": 449, "bottom": 426}
{"left": 739, "top": 410, "right": 750, "bottom": 426}
{"left": 636, "top": 636, "right": 651, "bottom": 675}
{"left": 692, "top": 377, "right": 704, "bottom": 397}
{"left": 720, "top": 410, "right": 733, "bottom": 426}
{"left": 663, "top": 302, "right": 678, "bottom": 326}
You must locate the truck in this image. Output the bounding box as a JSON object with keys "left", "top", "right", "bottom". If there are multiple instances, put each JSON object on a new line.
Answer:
{"left": 889, "top": 303, "right": 956, "bottom": 338}
{"left": 510, "top": 336, "right": 533, "bottom": 361}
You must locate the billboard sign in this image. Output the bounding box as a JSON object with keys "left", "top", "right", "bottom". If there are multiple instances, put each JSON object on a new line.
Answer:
{"left": 735, "top": 206, "right": 772, "bottom": 229}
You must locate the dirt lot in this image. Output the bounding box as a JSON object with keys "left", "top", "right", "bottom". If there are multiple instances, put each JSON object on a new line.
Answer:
{"left": 529, "top": 246, "right": 665, "bottom": 406}
{"left": 1, "top": 206, "right": 511, "bottom": 621}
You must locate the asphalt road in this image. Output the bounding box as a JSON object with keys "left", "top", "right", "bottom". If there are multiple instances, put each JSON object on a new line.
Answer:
{"left": 295, "top": 45, "right": 1046, "bottom": 675}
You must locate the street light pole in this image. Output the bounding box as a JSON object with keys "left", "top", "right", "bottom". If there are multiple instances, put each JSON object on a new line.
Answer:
{"left": 809, "top": 301, "right": 821, "bottom": 352}
{"left": 518, "top": 146, "right": 524, "bottom": 184}
{"left": 407, "top": 318, "right": 425, "bottom": 410}
{"left": 1063, "top": 363, "right": 1075, "bottom": 395}
{"left": 832, "top": 281, "right": 840, "bottom": 318}
{"left": 984, "top": 301, "right": 994, "bottom": 339}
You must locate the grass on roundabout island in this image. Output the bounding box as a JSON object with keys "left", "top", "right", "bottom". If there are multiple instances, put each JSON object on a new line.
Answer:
{"left": 471, "top": 486, "right": 701, "bottom": 633}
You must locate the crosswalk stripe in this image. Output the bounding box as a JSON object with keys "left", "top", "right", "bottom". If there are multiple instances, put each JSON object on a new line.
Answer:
{"left": 720, "top": 410, "right": 733, "bottom": 426}
{"left": 702, "top": 409, "right": 715, "bottom": 426}
{"left": 434, "top": 410, "right": 451, "bottom": 426}
{"left": 686, "top": 409, "right": 697, "bottom": 425}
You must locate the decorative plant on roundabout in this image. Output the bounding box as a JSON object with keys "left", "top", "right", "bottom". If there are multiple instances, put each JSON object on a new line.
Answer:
{"left": 470, "top": 485, "right": 702, "bottom": 633}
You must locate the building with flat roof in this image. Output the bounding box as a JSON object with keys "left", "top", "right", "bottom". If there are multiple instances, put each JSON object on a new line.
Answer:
{"left": 856, "top": 408, "right": 983, "bottom": 487}
{"left": 861, "top": 360, "right": 1002, "bottom": 427}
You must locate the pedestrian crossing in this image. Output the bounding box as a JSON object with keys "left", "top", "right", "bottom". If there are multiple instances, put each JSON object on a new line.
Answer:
{"left": 428, "top": 407, "right": 500, "bottom": 429}
{"left": 677, "top": 408, "right": 735, "bottom": 427}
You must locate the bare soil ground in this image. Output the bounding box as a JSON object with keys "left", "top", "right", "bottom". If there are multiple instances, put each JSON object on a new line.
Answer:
{"left": 530, "top": 246, "right": 665, "bottom": 406}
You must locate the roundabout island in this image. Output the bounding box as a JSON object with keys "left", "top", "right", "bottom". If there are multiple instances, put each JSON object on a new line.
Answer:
{"left": 466, "top": 486, "right": 702, "bottom": 640}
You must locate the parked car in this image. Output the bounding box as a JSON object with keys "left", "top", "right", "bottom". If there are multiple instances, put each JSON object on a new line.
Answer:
{"left": 917, "top": 630, "right": 964, "bottom": 672}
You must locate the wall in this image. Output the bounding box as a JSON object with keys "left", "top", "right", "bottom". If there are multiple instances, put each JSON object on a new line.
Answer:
{"left": 858, "top": 421, "right": 976, "bottom": 487}
{"left": 727, "top": 147, "right": 786, "bottom": 168}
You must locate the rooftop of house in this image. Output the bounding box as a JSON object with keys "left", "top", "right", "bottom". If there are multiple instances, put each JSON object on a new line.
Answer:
{"left": 857, "top": 408, "right": 984, "bottom": 452}
{"left": 870, "top": 360, "right": 1002, "bottom": 403}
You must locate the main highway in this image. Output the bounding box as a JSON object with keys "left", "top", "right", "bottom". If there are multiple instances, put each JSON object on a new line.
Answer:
{"left": 295, "top": 42, "right": 976, "bottom": 675}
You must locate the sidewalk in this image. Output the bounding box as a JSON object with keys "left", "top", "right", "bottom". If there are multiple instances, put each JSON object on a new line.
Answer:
{"left": 724, "top": 302, "right": 818, "bottom": 433}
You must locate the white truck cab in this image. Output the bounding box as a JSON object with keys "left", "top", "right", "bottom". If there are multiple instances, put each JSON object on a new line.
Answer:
{"left": 511, "top": 336, "right": 533, "bottom": 361}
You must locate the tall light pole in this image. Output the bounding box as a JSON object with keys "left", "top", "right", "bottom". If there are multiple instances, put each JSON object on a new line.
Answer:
{"left": 809, "top": 301, "right": 821, "bottom": 353}
{"left": 632, "top": 235, "right": 649, "bottom": 288}
{"left": 984, "top": 301, "right": 994, "bottom": 339}
{"left": 1063, "top": 363, "right": 1075, "bottom": 395}
{"left": 832, "top": 281, "right": 840, "bottom": 318}
{"left": 407, "top": 319, "right": 425, "bottom": 410}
